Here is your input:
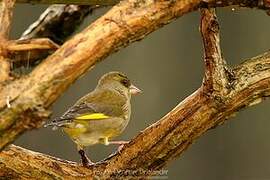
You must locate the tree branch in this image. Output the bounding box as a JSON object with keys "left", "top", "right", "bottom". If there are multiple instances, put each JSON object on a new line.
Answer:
{"left": 200, "top": 8, "right": 230, "bottom": 96}
{"left": 0, "top": 0, "right": 270, "bottom": 178}
{"left": 1, "top": 50, "right": 270, "bottom": 178}
{"left": 0, "top": 0, "right": 269, "bottom": 152}
{"left": 0, "top": 0, "right": 15, "bottom": 82}
{"left": 0, "top": 0, "right": 269, "bottom": 8}
{"left": 0, "top": 0, "right": 118, "bottom": 5}
{"left": 0, "top": 0, "right": 199, "bottom": 150}
{"left": 0, "top": 0, "right": 15, "bottom": 38}
{"left": 0, "top": 145, "right": 94, "bottom": 178}
{"left": 7, "top": 38, "right": 59, "bottom": 66}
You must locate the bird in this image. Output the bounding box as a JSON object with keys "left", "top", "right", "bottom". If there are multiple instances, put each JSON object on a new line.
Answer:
{"left": 45, "top": 71, "right": 141, "bottom": 166}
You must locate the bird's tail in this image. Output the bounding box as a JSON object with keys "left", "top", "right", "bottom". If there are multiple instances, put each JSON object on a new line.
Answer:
{"left": 44, "top": 121, "right": 60, "bottom": 130}
{"left": 44, "top": 118, "right": 72, "bottom": 130}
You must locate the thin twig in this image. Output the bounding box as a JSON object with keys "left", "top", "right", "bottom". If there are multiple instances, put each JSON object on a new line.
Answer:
{"left": 200, "top": 8, "right": 229, "bottom": 96}
{"left": 6, "top": 38, "right": 59, "bottom": 66}
{"left": 8, "top": 38, "right": 59, "bottom": 51}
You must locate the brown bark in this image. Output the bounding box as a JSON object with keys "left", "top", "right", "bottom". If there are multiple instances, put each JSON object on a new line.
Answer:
{"left": 0, "top": 0, "right": 15, "bottom": 38}
{"left": 0, "top": 0, "right": 270, "bottom": 179}
{"left": 0, "top": 145, "right": 94, "bottom": 179}
{"left": 0, "top": 0, "right": 118, "bottom": 5}
{"left": 200, "top": 8, "right": 230, "bottom": 96}
{"left": 0, "top": 0, "right": 15, "bottom": 82}
{"left": 7, "top": 38, "right": 59, "bottom": 66}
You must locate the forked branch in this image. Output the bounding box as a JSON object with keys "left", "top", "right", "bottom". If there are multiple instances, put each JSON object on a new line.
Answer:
{"left": 200, "top": 8, "right": 230, "bottom": 95}
{"left": 1, "top": 6, "right": 270, "bottom": 178}
{"left": 1, "top": 50, "right": 270, "bottom": 178}
{"left": 4, "top": 0, "right": 263, "bottom": 151}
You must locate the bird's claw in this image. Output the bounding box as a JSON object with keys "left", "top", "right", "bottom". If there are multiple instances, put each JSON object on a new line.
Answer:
{"left": 78, "top": 149, "right": 94, "bottom": 167}
{"left": 117, "top": 144, "right": 125, "bottom": 152}
{"left": 82, "top": 161, "right": 95, "bottom": 167}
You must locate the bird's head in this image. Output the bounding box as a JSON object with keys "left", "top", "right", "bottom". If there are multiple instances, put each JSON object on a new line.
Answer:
{"left": 97, "top": 72, "right": 142, "bottom": 96}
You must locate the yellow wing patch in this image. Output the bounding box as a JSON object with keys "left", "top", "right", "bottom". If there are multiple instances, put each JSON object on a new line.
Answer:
{"left": 75, "top": 113, "right": 109, "bottom": 120}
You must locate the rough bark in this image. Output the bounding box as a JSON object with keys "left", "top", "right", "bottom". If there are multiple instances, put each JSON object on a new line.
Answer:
{"left": 0, "top": 145, "right": 94, "bottom": 179}
{"left": 0, "top": 0, "right": 15, "bottom": 82}
{"left": 0, "top": 0, "right": 15, "bottom": 38}
{"left": 200, "top": 8, "right": 230, "bottom": 96}
{"left": 0, "top": 0, "right": 269, "bottom": 179}
{"left": 0, "top": 0, "right": 118, "bottom": 5}
{"left": 8, "top": 38, "right": 59, "bottom": 66}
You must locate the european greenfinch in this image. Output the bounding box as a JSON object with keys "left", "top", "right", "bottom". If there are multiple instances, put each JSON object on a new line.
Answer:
{"left": 45, "top": 72, "right": 141, "bottom": 166}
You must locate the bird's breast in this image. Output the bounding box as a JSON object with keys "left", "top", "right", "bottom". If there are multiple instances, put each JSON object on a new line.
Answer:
{"left": 122, "top": 102, "right": 131, "bottom": 120}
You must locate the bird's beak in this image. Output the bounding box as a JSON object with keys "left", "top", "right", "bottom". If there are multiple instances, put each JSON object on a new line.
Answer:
{"left": 129, "top": 84, "right": 142, "bottom": 95}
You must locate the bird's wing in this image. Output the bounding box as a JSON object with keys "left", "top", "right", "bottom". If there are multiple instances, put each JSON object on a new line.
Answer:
{"left": 45, "top": 102, "right": 124, "bottom": 127}
{"left": 45, "top": 89, "right": 127, "bottom": 128}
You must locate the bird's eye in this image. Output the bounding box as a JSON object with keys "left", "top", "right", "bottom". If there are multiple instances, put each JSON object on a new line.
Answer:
{"left": 121, "top": 79, "right": 130, "bottom": 88}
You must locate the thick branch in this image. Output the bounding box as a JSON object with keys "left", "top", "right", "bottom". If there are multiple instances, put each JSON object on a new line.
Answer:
{"left": 0, "top": 0, "right": 15, "bottom": 82}
{"left": 1, "top": 51, "right": 270, "bottom": 178}
{"left": 0, "top": 0, "right": 15, "bottom": 38}
{"left": 1, "top": 0, "right": 269, "bottom": 8}
{"left": 0, "top": 46, "right": 10, "bottom": 82}
{"left": 0, "top": 0, "right": 118, "bottom": 5}
{"left": 0, "top": 145, "right": 94, "bottom": 178}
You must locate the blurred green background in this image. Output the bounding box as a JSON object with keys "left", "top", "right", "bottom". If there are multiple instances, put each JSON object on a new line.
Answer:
{"left": 10, "top": 5, "right": 270, "bottom": 180}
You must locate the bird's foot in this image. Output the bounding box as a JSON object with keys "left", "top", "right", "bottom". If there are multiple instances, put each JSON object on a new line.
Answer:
{"left": 78, "top": 149, "right": 94, "bottom": 167}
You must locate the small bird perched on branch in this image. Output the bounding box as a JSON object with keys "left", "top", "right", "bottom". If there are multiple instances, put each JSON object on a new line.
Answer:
{"left": 45, "top": 71, "right": 141, "bottom": 166}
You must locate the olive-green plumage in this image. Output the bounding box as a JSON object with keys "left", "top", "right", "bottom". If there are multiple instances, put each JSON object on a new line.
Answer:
{"left": 45, "top": 71, "right": 141, "bottom": 165}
